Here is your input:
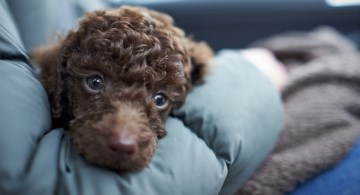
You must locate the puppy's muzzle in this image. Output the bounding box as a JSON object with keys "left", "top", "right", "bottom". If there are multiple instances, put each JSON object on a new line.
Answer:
{"left": 102, "top": 102, "right": 151, "bottom": 159}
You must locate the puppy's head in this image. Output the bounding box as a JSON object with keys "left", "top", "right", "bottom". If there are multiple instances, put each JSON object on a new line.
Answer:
{"left": 33, "top": 6, "right": 213, "bottom": 171}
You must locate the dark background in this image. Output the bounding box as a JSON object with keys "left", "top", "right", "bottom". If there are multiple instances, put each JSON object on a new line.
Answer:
{"left": 110, "top": 0, "right": 359, "bottom": 51}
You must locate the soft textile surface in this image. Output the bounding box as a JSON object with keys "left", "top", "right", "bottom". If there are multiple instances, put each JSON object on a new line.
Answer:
{"left": 0, "top": 1, "right": 283, "bottom": 194}
{"left": 292, "top": 137, "right": 360, "bottom": 195}
{"left": 237, "top": 27, "right": 360, "bottom": 195}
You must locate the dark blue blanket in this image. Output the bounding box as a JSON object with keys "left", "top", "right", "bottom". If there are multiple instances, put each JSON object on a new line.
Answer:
{"left": 291, "top": 137, "right": 360, "bottom": 195}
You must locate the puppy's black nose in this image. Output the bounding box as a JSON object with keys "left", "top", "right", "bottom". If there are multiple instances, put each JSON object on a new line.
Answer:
{"left": 108, "top": 134, "right": 138, "bottom": 156}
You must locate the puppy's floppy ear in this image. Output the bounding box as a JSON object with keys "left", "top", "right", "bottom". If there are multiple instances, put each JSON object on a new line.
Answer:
{"left": 184, "top": 40, "right": 214, "bottom": 84}
{"left": 31, "top": 39, "right": 71, "bottom": 127}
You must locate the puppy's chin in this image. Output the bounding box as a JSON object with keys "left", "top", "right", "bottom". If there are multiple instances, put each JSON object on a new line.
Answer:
{"left": 70, "top": 121, "right": 158, "bottom": 172}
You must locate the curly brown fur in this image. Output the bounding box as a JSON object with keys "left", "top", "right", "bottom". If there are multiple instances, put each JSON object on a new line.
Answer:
{"left": 32, "top": 6, "right": 213, "bottom": 171}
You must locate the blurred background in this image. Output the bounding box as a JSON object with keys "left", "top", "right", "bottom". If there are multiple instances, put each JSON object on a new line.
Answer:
{"left": 106, "top": 0, "right": 360, "bottom": 50}
{"left": 7, "top": 0, "right": 359, "bottom": 52}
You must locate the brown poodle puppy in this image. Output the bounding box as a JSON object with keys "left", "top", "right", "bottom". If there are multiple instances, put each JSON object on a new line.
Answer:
{"left": 32, "top": 6, "right": 213, "bottom": 171}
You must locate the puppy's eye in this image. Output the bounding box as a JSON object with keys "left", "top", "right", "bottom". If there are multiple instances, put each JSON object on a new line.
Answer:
{"left": 86, "top": 75, "right": 104, "bottom": 92}
{"left": 153, "top": 93, "right": 168, "bottom": 109}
